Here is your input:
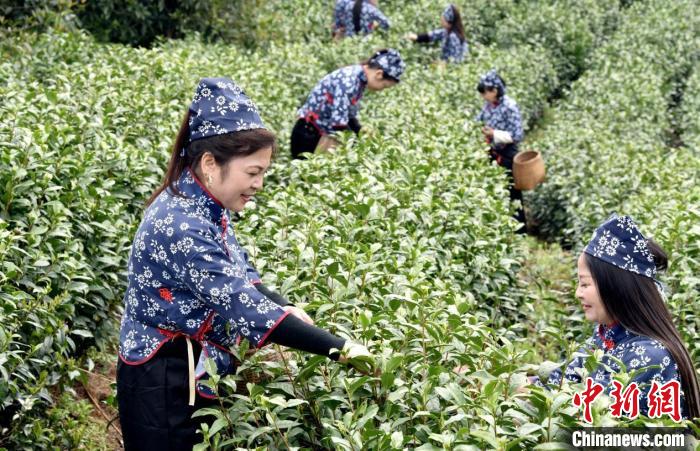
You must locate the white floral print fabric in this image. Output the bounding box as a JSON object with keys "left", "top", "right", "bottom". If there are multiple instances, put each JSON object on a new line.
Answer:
{"left": 118, "top": 169, "right": 288, "bottom": 397}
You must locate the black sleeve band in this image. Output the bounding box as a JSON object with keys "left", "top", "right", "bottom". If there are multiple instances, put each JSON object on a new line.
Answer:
{"left": 267, "top": 314, "right": 345, "bottom": 361}
{"left": 416, "top": 33, "right": 431, "bottom": 43}
{"left": 256, "top": 283, "right": 290, "bottom": 307}
{"left": 348, "top": 117, "right": 362, "bottom": 134}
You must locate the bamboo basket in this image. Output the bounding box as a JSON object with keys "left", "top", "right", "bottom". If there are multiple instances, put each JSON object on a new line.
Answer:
{"left": 513, "top": 150, "right": 545, "bottom": 190}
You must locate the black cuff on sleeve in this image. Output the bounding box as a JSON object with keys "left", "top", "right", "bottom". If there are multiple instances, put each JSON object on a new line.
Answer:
{"left": 256, "top": 283, "right": 290, "bottom": 307}
{"left": 267, "top": 314, "right": 345, "bottom": 361}
{"left": 416, "top": 33, "right": 431, "bottom": 43}
{"left": 348, "top": 117, "right": 362, "bottom": 134}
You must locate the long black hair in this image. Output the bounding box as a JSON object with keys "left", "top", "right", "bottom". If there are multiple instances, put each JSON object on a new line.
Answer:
{"left": 353, "top": 0, "right": 363, "bottom": 33}
{"left": 585, "top": 240, "right": 700, "bottom": 419}
{"left": 147, "top": 111, "right": 277, "bottom": 206}
{"left": 446, "top": 4, "right": 466, "bottom": 43}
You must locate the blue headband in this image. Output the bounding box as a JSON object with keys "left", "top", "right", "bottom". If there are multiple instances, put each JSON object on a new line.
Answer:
{"left": 479, "top": 69, "right": 506, "bottom": 95}
{"left": 187, "top": 77, "right": 266, "bottom": 144}
{"left": 369, "top": 48, "right": 406, "bottom": 82}
{"left": 584, "top": 214, "right": 657, "bottom": 280}
{"left": 442, "top": 4, "right": 455, "bottom": 23}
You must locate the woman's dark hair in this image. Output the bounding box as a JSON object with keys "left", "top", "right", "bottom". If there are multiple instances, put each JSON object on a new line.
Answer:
{"left": 585, "top": 240, "right": 699, "bottom": 419}
{"left": 361, "top": 48, "right": 399, "bottom": 83}
{"left": 447, "top": 4, "right": 466, "bottom": 43}
{"left": 352, "top": 0, "right": 363, "bottom": 34}
{"left": 477, "top": 75, "right": 506, "bottom": 98}
{"left": 146, "top": 111, "right": 277, "bottom": 206}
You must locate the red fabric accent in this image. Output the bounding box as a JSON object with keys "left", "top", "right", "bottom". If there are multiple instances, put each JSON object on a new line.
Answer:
{"left": 158, "top": 287, "right": 173, "bottom": 302}
{"left": 187, "top": 167, "right": 224, "bottom": 207}
{"left": 193, "top": 311, "right": 215, "bottom": 341}
{"left": 302, "top": 113, "right": 326, "bottom": 135}
{"left": 597, "top": 323, "right": 617, "bottom": 350}
{"left": 324, "top": 92, "right": 334, "bottom": 104}
{"left": 252, "top": 280, "right": 262, "bottom": 285}
{"left": 256, "top": 310, "right": 292, "bottom": 349}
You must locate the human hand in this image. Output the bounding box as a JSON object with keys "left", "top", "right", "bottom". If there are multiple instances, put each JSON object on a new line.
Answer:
{"left": 481, "top": 126, "right": 494, "bottom": 138}
{"left": 338, "top": 341, "right": 379, "bottom": 375}
{"left": 283, "top": 305, "right": 314, "bottom": 325}
{"left": 404, "top": 32, "right": 418, "bottom": 41}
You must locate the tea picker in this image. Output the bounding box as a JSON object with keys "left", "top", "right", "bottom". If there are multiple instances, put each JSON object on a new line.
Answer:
{"left": 475, "top": 69, "right": 526, "bottom": 231}
{"left": 333, "top": 0, "right": 390, "bottom": 39}
{"left": 117, "top": 78, "right": 373, "bottom": 450}
{"left": 529, "top": 215, "right": 699, "bottom": 420}
{"left": 405, "top": 4, "right": 469, "bottom": 63}
{"left": 291, "top": 48, "right": 405, "bottom": 159}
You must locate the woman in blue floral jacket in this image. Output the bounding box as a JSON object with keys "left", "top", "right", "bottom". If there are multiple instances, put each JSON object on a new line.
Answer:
{"left": 407, "top": 4, "right": 468, "bottom": 63}
{"left": 536, "top": 215, "right": 699, "bottom": 420}
{"left": 333, "top": 0, "right": 390, "bottom": 39}
{"left": 117, "top": 78, "right": 372, "bottom": 450}
{"left": 475, "top": 69, "right": 526, "bottom": 229}
{"left": 291, "top": 48, "right": 404, "bottom": 159}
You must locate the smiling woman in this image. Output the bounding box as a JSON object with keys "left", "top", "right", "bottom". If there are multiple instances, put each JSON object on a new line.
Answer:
{"left": 117, "top": 77, "right": 373, "bottom": 451}
{"left": 533, "top": 215, "right": 700, "bottom": 420}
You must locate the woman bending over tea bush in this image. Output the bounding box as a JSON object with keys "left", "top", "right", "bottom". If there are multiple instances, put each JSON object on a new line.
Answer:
{"left": 291, "top": 48, "right": 404, "bottom": 158}
{"left": 333, "top": 0, "right": 390, "bottom": 39}
{"left": 117, "top": 78, "right": 373, "bottom": 450}
{"left": 534, "top": 215, "right": 699, "bottom": 420}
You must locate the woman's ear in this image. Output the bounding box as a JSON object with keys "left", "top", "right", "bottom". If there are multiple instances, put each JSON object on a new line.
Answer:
{"left": 199, "top": 151, "right": 216, "bottom": 174}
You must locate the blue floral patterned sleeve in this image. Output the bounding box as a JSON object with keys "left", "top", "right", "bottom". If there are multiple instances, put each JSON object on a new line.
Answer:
{"left": 367, "top": 3, "right": 390, "bottom": 31}
{"left": 426, "top": 28, "right": 446, "bottom": 42}
{"left": 177, "top": 222, "right": 286, "bottom": 348}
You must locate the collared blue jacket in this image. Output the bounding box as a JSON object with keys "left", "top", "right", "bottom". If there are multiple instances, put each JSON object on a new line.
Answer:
{"left": 297, "top": 64, "right": 367, "bottom": 135}
{"left": 545, "top": 323, "right": 687, "bottom": 418}
{"left": 118, "top": 169, "right": 290, "bottom": 397}
{"left": 475, "top": 95, "right": 523, "bottom": 151}
{"left": 424, "top": 28, "right": 468, "bottom": 62}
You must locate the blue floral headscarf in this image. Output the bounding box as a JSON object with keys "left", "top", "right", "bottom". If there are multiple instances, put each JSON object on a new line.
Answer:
{"left": 478, "top": 69, "right": 506, "bottom": 96}
{"left": 369, "top": 48, "right": 406, "bottom": 82}
{"left": 187, "top": 77, "right": 266, "bottom": 143}
{"left": 584, "top": 214, "right": 658, "bottom": 280}
{"left": 442, "top": 4, "right": 456, "bottom": 24}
